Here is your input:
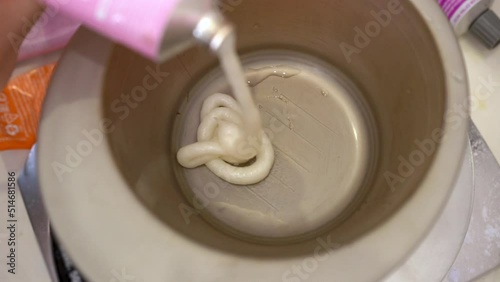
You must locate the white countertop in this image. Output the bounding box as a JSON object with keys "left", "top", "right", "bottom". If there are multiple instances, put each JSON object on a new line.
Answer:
{"left": 462, "top": 1, "right": 500, "bottom": 164}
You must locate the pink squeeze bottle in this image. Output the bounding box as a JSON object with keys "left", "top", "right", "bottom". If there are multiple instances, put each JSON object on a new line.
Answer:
{"left": 39, "top": 0, "right": 233, "bottom": 61}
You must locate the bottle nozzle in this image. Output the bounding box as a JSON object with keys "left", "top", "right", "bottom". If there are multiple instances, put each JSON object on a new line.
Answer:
{"left": 193, "top": 12, "right": 234, "bottom": 53}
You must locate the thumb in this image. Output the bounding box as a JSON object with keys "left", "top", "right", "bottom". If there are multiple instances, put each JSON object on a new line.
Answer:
{"left": 0, "top": 0, "right": 44, "bottom": 89}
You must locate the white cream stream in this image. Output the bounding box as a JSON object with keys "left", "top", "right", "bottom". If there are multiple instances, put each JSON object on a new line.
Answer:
{"left": 177, "top": 93, "right": 275, "bottom": 185}
{"left": 177, "top": 33, "right": 300, "bottom": 185}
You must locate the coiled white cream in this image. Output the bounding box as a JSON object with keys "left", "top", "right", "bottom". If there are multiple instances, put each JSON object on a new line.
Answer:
{"left": 177, "top": 93, "right": 274, "bottom": 185}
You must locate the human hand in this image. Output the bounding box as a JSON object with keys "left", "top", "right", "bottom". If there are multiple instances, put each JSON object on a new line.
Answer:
{"left": 0, "top": 0, "right": 44, "bottom": 89}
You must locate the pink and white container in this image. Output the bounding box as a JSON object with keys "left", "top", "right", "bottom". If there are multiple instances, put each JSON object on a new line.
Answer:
{"left": 39, "top": 0, "right": 225, "bottom": 61}
{"left": 438, "top": 0, "right": 500, "bottom": 48}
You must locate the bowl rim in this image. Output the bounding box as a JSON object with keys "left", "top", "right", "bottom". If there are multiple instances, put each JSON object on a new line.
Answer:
{"left": 37, "top": 1, "right": 468, "bottom": 281}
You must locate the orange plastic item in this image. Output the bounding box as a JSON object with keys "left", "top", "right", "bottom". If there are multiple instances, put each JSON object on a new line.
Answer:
{"left": 0, "top": 64, "right": 56, "bottom": 150}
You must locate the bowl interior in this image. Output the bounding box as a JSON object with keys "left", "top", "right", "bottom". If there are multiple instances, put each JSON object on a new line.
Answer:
{"left": 102, "top": 0, "right": 445, "bottom": 254}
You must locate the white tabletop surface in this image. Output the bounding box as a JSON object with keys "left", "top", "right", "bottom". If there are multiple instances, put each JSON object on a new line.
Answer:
{"left": 462, "top": 1, "right": 500, "bottom": 164}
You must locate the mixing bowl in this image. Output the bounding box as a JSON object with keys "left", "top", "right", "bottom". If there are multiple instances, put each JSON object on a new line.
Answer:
{"left": 38, "top": 0, "right": 468, "bottom": 281}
